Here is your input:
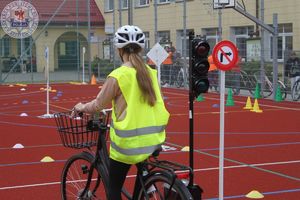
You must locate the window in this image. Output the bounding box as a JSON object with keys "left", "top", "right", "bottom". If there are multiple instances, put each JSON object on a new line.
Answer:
{"left": 270, "top": 23, "right": 293, "bottom": 61}
{"left": 158, "top": 0, "right": 170, "bottom": 4}
{"left": 158, "top": 31, "right": 170, "bottom": 44}
{"left": 1, "top": 36, "right": 11, "bottom": 57}
{"left": 17, "top": 38, "right": 31, "bottom": 56}
{"left": 122, "top": 0, "right": 128, "bottom": 9}
{"left": 136, "top": 0, "right": 149, "bottom": 7}
{"left": 176, "top": 29, "right": 193, "bottom": 58}
{"left": 105, "top": 0, "right": 114, "bottom": 11}
{"left": 202, "top": 28, "right": 218, "bottom": 54}
{"left": 232, "top": 26, "right": 254, "bottom": 59}
{"left": 66, "top": 42, "right": 77, "bottom": 56}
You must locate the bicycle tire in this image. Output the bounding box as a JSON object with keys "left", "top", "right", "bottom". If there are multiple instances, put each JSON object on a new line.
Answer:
{"left": 261, "top": 81, "right": 273, "bottom": 98}
{"left": 175, "top": 69, "right": 184, "bottom": 88}
{"left": 277, "top": 81, "right": 287, "bottom": 100}
{"left": 61, "top": 152, "right": 109, "bottom": 200}
{"left": 292, "top": 80, "right": 300, "bottom": 101}
{"left": 136, "top": 171, "right": 193, "bottom": 200}
{"left": 240, "top": 70, "right": 255, "bottom": 96}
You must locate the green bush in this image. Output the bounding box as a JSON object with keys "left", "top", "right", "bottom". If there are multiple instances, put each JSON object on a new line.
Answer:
{"left": 241, "top": 61, "right": 273, "bottom": 76}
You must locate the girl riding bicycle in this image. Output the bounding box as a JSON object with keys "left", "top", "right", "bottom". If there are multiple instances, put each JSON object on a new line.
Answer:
{"left": 73, "top": 25, "right": 170, "bottom": 200}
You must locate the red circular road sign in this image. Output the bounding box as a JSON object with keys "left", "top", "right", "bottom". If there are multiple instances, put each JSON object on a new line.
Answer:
{"left": 212, "top": 40, "right": 239, "bottom": 71}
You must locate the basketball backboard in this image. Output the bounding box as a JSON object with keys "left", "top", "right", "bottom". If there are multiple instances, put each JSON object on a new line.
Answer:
{"left": 213, "top": 0, "right": 235, "bottom": 9}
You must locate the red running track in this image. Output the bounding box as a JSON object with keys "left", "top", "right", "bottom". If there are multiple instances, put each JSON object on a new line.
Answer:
{"left": 0, "top": 84, "right": 300, "bottom": 199}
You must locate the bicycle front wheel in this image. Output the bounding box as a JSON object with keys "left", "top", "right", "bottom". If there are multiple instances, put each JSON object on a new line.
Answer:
{"left": 61, "top": 152, "right": 108, "bottom": 200}
{"left": 292, "top": 80, "right": 300, "bottom": 101}
{"left": 136, "top": 171, "right": 193, "bottom": 200}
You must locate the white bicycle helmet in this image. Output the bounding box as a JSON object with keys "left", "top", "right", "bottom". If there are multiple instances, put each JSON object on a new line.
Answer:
{"left": 114, "top": 25, "right": 145, "bottom": 49}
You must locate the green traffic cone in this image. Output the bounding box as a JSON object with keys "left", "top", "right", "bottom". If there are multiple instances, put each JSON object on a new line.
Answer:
{"left": 196, "top": 94, "right": 204, "bottom": 102}
{"left": 226, "top": 88, "right": 235, "bottom": 106}
{"left": 275, "top": 85, "right": 283, "bottom": 102}
{"left": 254, "top": 83, "right": 262, "bottom": 99}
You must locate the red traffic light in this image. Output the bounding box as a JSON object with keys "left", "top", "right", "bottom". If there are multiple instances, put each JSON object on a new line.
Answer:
{"left": 194, "top": 41, "right": 210, "bottom": 56}
{"left": 190, "top": 37, "right": 210, "bottom": 98}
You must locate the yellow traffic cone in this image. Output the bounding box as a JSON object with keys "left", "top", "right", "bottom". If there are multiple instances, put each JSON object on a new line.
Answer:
{"left": 251, "top": 99, "right": 263, "bottom": 113}
{"left": 90, "top": 75, "right": 97, "bottom": 85}
{"left": 245, "top": 190, "right": 264, "bottom": 199}
{"left": 243, "top": 96, "right": 252, "bottom": 110}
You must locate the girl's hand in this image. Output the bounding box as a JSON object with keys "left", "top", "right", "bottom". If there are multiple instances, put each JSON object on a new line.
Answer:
{"left": 74, "top": 102, "right": 85, "bottom": 112}
{"left": 71, "top": 102, "right": 85, "bottom": 118}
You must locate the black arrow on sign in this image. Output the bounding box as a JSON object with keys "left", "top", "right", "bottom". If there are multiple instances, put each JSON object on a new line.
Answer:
{"left": 220, "top": 52, "right": 232, "bottom": 63}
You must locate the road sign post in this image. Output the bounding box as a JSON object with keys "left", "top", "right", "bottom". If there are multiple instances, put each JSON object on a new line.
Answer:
{"left": 212, "top": 40, "right": 238, "bottom": 200}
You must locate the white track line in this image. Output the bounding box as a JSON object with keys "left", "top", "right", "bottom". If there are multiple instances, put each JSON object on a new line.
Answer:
{"left": 1, "top": 159, "right": 300, "bottom": 191}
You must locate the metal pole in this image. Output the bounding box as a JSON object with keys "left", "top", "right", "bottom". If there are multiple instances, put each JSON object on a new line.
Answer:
{"left": 113, "top": 0, "right": 116, "bottom": 69}
{"left": 82, "top": 47, "right": 86, "bottom": 83}
{"left": 154, "top": 0, "right": 158, "bottom": 43}
{"left": 118, "top": 0, "right": 122, "bottom": 26}
{"left": 128, "top": 0, "right": 132, "bottom": 25}
{"left": 29, "top": 0, "right": 33, "bottom": 82}
{"left": 183, "top": 0, "right": 188, "bottom": 87}
{"left": 188, "top": 32, "right": 194, "bottom": 187}
{"left": 76, "top": 0, "right": 80, "bottom": 81}
{"left": 260, "top": 0, "right": 265, "bottom": 97}
{"left": 272, "top": 14, "right": 278, "bottom": 100}
{"left": 87, "top": 0, "right": 92, "bottom": 80}
{"left": 218, "top": 2, "right": 225, "bottom": 200}
{"left": 217, "top": 3, "right": 223, "bottom": 94}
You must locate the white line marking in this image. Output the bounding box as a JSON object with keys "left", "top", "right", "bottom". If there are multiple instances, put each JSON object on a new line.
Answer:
{"left": 1, "top": 159, "right": 299, "bottom": 191}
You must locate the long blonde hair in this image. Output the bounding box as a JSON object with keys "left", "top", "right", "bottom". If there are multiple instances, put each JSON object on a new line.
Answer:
{"left": 122, "top": 45, "right": 156, "bottom": 106}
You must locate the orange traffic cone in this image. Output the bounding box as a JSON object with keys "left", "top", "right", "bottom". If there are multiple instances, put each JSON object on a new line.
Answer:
{"left": 90, "top": 75, "right": 97, "bottom": 85}
{"left": 250, "top": 99, "right": 263, "bottom": 113}
{"left": 243, "top": 96, "right": 252, "bottom": 110}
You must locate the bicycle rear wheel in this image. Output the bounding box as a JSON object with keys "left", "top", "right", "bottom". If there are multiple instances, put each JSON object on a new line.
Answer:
{"left": 292, "top": 80, "right": 300, "bottom": 101}
{"left": 175, "top": 69, "right": 184, "bottom": 88}
{"left": 136, "top": 171, "right": 193, "bottom": 200}
{"left": 61, "top": 152, "right": 108, "bottom": 200}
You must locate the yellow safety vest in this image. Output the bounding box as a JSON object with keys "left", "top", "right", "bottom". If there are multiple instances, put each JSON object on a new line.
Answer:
{"left": 108, "top": 65, "right": 170, "bottom": 164}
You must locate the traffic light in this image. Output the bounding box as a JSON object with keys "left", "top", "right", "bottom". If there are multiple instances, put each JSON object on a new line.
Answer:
{"left": 191, "top": 37, "right": 210, "bottom": 98}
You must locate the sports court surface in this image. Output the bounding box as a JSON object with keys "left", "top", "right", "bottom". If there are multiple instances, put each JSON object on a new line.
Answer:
{"left": 0, "top": 83, "right": 300, "bottom": 199}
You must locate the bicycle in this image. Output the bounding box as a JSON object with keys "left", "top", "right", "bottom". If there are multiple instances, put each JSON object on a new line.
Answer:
{"left": 253, "top": 70, "right": 287, "bottom": 100}
{"left": 290, "top": 64, "right": 300, "bottom": 101}
{"left": 292, "top": 78, "right": 300, "bottom": 101}
{"left": 175, "top": 62, "right": 189, "bottom": 88}
{"left": 54, "top": 109, "right": 196, "bottom": 200}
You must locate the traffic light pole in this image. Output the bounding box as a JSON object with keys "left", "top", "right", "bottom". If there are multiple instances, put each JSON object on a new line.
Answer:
{"left": 188, "top": 32, "right": 195, "bottom": 188}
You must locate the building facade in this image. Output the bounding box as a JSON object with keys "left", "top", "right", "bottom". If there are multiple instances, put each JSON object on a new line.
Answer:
{"left": 97, "top": 0, "right": 300, "bottom": 64}
{"left": 0, "top": 0, "right": 105, "bottom": 73}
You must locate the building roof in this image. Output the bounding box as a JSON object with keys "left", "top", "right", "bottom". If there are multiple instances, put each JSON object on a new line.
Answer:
{"left": 0, "top": 0, "right": 105, "bottom": 26}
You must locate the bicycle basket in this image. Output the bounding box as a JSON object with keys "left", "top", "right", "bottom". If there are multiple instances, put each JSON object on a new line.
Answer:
{"left": 54, "top": 111, "right": 101, "bottom": 149}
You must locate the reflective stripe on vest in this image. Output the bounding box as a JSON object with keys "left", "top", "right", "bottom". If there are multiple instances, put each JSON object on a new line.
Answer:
{"left": 111, "top": 120, "right": 166, "bottom": 138}
{"left": 110, "top": 141, "right": 162, "bottom": 156}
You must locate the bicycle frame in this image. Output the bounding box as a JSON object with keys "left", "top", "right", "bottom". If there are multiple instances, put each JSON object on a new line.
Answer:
{"left": 78, "top": 120, "right": 194, "bottom": 200}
